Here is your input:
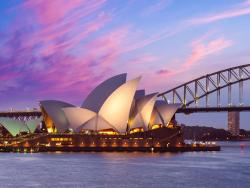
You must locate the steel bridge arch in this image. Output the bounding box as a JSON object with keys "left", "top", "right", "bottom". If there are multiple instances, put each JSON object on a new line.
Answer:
{"left": 158, "top": 64, "right": 250, "bottom": 107}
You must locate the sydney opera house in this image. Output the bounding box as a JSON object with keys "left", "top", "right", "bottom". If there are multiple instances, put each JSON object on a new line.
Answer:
{"left": 0, "top": 74, "right": 187, "bottom": 152}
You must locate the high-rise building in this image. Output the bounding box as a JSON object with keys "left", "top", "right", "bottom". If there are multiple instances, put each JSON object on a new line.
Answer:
{"left": 228, "top": 111, "right": 240, "bottom": 136}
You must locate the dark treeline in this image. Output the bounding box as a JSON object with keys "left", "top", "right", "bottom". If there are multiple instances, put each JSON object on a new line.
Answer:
{"left": 180, "top": 124, "right": 250, "bottom": 141}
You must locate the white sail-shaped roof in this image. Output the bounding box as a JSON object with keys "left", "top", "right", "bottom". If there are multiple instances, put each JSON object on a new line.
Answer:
{"left": 40, "top": 100, "right": 75, "bottom": 132}
{"left": 62, "top": 107, "right": 96, "bottom": 130}
{"left": 76, "top": 115, "right": 118, "bottom": 132}
{"left": 150, "top": 101, "right": 181, "bottom": 127}
{"left": 0, "top": 118, "right": 28, "bottom": 136}
{"left": 99, "top": 77, "right": 141, "bottom": 133}
{"left": 130, "top": 93, "right": 158, "bottom": 130}
{"left": 78, "top": 116, "right": 97, "bottom": 131}
{"left": 149, "top": 108, "right": 163, "bottom": 128}
{"left": 81, "top": 73, "right": 127, "bottom": 112}
{"left": 26, "top": 118, "right": 42, "bottom": 133}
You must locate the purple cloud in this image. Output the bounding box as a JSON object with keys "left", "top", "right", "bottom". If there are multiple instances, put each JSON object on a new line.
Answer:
{"left": 0, "top": 0, "right": 128, "bottom": 108}
{"left": 156, "top": 69, "right": 172, "bottom": 75}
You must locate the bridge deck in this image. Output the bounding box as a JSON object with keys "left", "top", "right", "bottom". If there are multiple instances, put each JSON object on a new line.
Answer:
{"left": 0, "top": 111, "right": 42, "bottom": 117}
{"left": 0, "top": 107, "right": 250, "bottom": 117}
{"left": 176, "top": 106, "right": 250, "bottom": 113}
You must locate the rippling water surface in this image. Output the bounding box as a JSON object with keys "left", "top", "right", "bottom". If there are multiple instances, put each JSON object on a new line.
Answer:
{"left": 0, "top": 142, "right": 250, "bottom": 188}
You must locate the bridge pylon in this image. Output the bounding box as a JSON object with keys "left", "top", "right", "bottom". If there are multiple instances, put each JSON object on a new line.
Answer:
{"left": 228, "top": 111, "right": 240, "bottom": 136}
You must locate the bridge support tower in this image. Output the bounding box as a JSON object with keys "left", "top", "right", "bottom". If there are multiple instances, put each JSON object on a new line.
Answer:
{"left": 228, "top": 111, "right": 240, "bottom": 136}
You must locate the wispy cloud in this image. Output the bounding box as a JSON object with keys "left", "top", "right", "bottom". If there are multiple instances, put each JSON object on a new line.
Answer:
{"left": 23, "top": 0, "right": 106, "bottom": 25}
{"left": 188, "top": 0, "right": 250, "bottom": 25}
{"left": 0, "top": 0, "right": 246, "bottom": 109}
{"left": 156, "top": 32, "right": 233, "bottom": 76}
{"left": 156, "top": 68, "right": 172, "bottom": 75}
{"left": 122, "top": 54, "right": 159, "bottom": 75}
{"left": 184, "top": 36, "right": 233, "bottom": 67}
{"left": 136, "top": 0, "right": 250, "bottom": 50}
{"left": 112, "top": 1, "right": 248, "bottom": 56}
{"left": 130, "top": 54, "right": 158, "bottom": 64}
{"left": 0, "top": 0, "right": 126, "bottom": 106}
{"left": 142, "top": 0, "right": 171, "bottom": 16}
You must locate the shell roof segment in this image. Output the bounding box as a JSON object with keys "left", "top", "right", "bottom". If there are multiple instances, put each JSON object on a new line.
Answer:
{"left": 81, "top": 73, "right": 127, "bottom": 113}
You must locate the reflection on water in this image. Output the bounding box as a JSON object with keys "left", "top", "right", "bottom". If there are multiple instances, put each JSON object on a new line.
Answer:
{"left": 0, "top": 142, "right": 250, "bottom": 188}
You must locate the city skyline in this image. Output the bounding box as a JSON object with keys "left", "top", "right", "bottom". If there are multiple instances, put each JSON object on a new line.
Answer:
{"left": 1, "top": 0, "right": 250, "bottom": 129}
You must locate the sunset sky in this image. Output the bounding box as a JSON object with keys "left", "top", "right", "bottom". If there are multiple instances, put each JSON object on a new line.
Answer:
{"left": 1, "top": 0, "right": 250, "bottom": 128}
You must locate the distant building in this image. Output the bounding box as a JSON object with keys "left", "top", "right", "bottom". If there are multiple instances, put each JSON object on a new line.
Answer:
{"left": 228, "top": 111, "right": 240, "bottom": 136}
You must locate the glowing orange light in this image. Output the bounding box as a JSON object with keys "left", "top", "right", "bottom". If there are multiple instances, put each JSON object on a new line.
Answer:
{"left": 151, "top": 124, "right": 161, "bottom": 130}
{"left": 129, "top": 128, "right": 144, "bottom": 134}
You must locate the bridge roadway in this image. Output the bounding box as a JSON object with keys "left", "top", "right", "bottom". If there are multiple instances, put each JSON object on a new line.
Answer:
{"left": 0, "top": 106, "right": 250, "bottom": 117}
{"left": 0, "top": 111, "right": 42, "bottom": 117}
{"left": 176, "top": 106, "right": 250, "bottom": 113}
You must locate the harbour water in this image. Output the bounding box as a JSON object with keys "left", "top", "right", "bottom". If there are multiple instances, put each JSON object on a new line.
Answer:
{"left": 0, "top": 142, "right": 249, "bottom": 188}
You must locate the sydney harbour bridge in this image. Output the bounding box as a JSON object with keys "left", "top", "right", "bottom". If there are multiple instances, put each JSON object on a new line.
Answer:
{"left": 1, "top": 64, "right": 250, "bottom": 130}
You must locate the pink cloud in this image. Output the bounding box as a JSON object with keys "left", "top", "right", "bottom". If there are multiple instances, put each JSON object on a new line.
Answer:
{"left": 23, "top": 0, "right": 106, "bottom": 25}
{"left": 0, "top": 0, "right": 126, "bottom": 107}
{"left": 123, "top": 0, "right": 250, "bottom": 52}
{"left": 13, "top": 35, "right": 127, "bottom": 105}
{"left": 0, "top": 72, "right": 20, "bottom": 81}
{"left": 155, "top": 32, "right": 233, "bottom": 77}
{"left": 39, "top": 13, "right": 112, "bottom": 56}
{"left": 22, "top": 0, "right": 110, "bottom": 57}
{"left": 188, "top": 1, "right": 250, "bottom": 25}
{"left": 184, "top": 37, "right": 233, "bottom": 67}
{"left": 84, "top": 26, "right": 130, "bottom": 67}
{"left": 156, "top": 68, "right": 172, "bottom": 75}
{"left": 0, "top": 0, "right": 241, "bottom": 110}
{"left": 119, "top": 54, "right": 159, "bottom": 76}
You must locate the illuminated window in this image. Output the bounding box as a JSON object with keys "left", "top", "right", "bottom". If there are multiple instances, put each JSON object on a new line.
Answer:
{"left": 51, "top": 137, "right": 72, "bottom": 142}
